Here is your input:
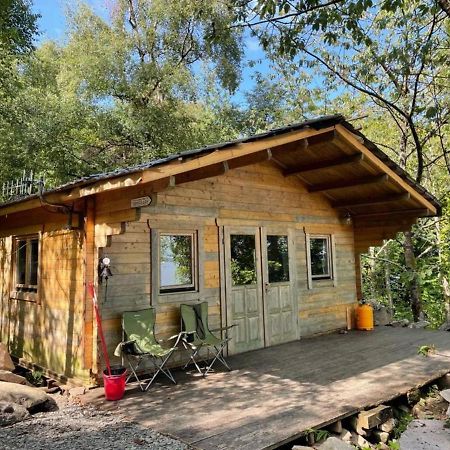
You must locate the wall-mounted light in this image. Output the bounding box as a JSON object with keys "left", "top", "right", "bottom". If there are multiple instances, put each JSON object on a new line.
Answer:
{"left": 343, "top": 212, "right": 353, "bottom": 225}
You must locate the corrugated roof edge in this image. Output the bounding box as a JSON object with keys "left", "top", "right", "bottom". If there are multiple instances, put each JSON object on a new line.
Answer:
{"left": 0, "top": 114, "right": 441, "bottom": 215}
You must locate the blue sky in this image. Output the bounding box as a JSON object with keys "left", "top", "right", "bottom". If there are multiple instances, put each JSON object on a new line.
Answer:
{"left": 31, "top": 0, "right": 270, "bottom": 105}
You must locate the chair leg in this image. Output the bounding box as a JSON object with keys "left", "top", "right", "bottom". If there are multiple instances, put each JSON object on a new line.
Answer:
{"left": 125, "top": 355, "right": 147, "bottom": 391}
{"left": 204, "top": 342, "right": 231, "bottom": 376}
{"left": 182, "top": 342, "right": 204, "bottom": 375}
{"left": 144, "top": 351, "right": 177, "bottom": 391}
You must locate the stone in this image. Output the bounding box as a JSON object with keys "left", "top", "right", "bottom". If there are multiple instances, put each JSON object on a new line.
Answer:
{"left": 399, "top": 419, "right": 450, "bottom": 450}
{"left": 0, "top": 343, "right": 15, "bottom": 372}
{"left": 390, "top": 319, "right": 410, "bottom": 327}
{"left": 373, "top": 430, "right": 389, "bottom": 444}
{"left": 437, "top": 374, "right": 450, "bottom": 390}
{"left": 291, "top": 446, "right": 311, "bottom": 450}
{"left": 409, "top": 320, "right": 430, "bottom": 329}
{"left": 0, "top": 380, "right": 50, "bottom": 410}
{"left": 377, "top": 444, "right": 390, "bottom": 450}
{"left": 374, "top": 306, "right": 392, "bottom": 326}
{"left": 0, "top": 401, "right": 29, "bottom": 426}
{"left": 0, "top": 370, "right": 28, "bottom": 385}
{"left": 326, "top": 420, "right": 343, "bottom": 434}
{"left": 357, "top": 405, "right": 392, "bottom": 429}
{"left": 407, "top": 388, "right": 422, "bottom": 405}
{"left": 379, "top": 417, "right": 397, "bottom": 433}
{"left": 350, "top": 431, "right": 371, "bottom": 448}
{"left": 439, "top": 322, "right": 450, "bottom": 331}
{"left": 339, "top": 428, "right": 352, "bottom": 443}
{"left": 396, "top": 403, "right": 411, "bottom": 414}
{"left": 440, "top": 389, "right": 450, "bottom": 403}
{"left": 446, "top": 405, "right": 450, "bottom": 418}
{"left": 349, "top": 415, "right": 367, "bottom": 436}
{"left": 69, "top": 386, "right": 86, "bottom": 397}
{"left": 319, "top": 436, "right": 354, "bottom": 450}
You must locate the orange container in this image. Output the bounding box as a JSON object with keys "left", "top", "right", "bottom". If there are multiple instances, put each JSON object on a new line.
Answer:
{"left": 356, "top": 304, "right": 374, "bottom": 330}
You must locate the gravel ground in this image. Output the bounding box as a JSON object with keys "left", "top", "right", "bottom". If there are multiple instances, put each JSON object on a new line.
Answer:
{"left": 0, "top": 395, "right": 189, "bottom": 450}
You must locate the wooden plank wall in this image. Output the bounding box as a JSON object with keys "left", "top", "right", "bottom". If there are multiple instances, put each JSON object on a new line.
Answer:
{"left": 97, "top": 160, "right": 358, "bottom": 372}
{"left": 0, "top": 226, "right": 91, "bottom": 383}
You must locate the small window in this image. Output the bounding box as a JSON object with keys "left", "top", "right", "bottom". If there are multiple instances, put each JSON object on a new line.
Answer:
{"left": 14, "top": 235, "right": 40, "bottom": 294}
{"left": 267, "top": 235, "right": 290, "bottom": 283}
{"left": 310, "top": 235, "right": 332, "bottom": 280}
{"left": 230, "top": 234, "right": 257, "bottom": 286}
{"left": 159, "top": 233, "right": 196, "bottom": 293}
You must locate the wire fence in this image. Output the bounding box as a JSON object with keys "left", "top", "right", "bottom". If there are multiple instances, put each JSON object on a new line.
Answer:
{"left": 1, "top": 171, "right": 45, "bottom": 203}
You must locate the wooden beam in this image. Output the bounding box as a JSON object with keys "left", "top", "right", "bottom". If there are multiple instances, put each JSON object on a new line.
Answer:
{"left": 308, "top": 174, "right": 388, "bottom": 193}
{"left": 335, "top": 125, "right": 438, "bottom": 215}
{"left": 284, "top": 153, "right": 363, "bottom": 176}
{"left": 353, "top": 208, "right": 430, "bottom": 219}
{"left": 332, "top": 193, "right": 410, "bottom": 209}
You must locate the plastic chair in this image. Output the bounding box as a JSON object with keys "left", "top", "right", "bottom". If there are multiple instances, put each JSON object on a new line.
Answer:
{"left": 114, "top": 308, "right": 182, "bottom": 391}
{"left": 180, "top": 302, "right": 234, "bottom": 376}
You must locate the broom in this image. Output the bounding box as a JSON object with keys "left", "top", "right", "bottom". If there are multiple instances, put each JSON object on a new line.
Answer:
{"left": 87, "top": 282, "right": 111, "bottom": 376}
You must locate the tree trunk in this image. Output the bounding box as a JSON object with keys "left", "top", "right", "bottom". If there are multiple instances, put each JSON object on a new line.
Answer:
{"left": 383, "top": 242, "right": 393, "bottom": 312}
{"left": 403, "top": 230, "right": 421, "bottom": 321}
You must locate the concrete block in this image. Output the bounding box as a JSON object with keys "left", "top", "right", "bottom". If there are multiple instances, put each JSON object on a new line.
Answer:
{"left": 357, "top": 405, "right": 392, "bottom": 429}
{"left": 326, "top": 420, "right": 343, "bottom": 434}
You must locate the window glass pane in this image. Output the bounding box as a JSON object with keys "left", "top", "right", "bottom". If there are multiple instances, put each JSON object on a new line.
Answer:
{"left": 267, "top": 235, "right": 289, "bottom": 282}
{"left": 17, "top": 240, "right": 27, "bottom": 285}
{"left": 160, "top": 235, "right": 193, "bottom": 289}
{"left": 231, "top": 234, "right": 256, "bottom": 286}
{"left": 29, "top": 239, "right": 39, "bottom": 285}
{"left": 310, "top": 237, "right": 330, "bottom": 278}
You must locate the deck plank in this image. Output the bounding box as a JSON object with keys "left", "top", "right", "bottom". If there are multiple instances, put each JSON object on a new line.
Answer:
{"left": 85, "top": 327, "right": 450, "bottom": 449}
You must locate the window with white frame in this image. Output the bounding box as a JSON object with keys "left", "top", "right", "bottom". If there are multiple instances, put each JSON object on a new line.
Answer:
{"left": 309, "top": 235, "right": 332, "bottom": 280}
{"left": 159, "top": 232, "right": 197, "bottom": 293}
{"left": 14, "top": 235, "right": 40, "bottom": 295}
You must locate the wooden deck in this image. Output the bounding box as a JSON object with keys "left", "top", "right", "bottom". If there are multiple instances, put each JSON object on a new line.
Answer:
{"left": 85, "top": 327, "right": 450, "bottom": 449}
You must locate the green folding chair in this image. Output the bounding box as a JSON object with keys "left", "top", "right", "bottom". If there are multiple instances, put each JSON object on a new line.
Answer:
{"left": 114, "top": 308, "right": 182, "bottom": 391}
{"left": 180, "top": 302, "right": 234, "bottom": 376}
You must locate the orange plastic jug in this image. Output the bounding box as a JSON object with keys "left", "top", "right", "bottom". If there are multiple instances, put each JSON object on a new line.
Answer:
{"left": 356, "top": 304, "right": 374, "bottom": 331}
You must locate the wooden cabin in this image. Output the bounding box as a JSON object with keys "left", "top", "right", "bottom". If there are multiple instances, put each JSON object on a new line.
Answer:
{"left": 0, "top": 115, "right": 441, "bottom": 385}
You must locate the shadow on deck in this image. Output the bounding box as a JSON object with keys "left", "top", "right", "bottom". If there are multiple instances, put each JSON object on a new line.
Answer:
{"left": 84, "top": 327, "right": 450, "bottom": 449}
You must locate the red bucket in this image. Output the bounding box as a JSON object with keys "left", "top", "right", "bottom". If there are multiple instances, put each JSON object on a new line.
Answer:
{"left": 103, "top": 366, "right": 127, "bottom": 401}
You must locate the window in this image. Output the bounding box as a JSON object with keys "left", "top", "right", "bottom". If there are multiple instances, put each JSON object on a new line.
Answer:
{"left": 14, "top": 235, "right": 40, "bottom": 295}
{"left": 309, "top": 235, "right": 332, "bottom": 279}
{"left": 230, "top": 234, "right": 257, "bottom": 286}
{"left": 159, "top": 233, "right": 196, "bottom": 293}
{"left": 267, "top": 235, "right": 289, "bottom": 283}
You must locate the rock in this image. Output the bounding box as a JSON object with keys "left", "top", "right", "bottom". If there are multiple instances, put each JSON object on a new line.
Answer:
{"left": 379, "top": 417, "right": 397, "bottom": 433}
{"left": 373, "top": 430, "right": 389, "bottom": 443}
{"left": 439, "top": 322, "right": 450, "bottom": 331}
{"left": 0, "top": 401, "right": 29, "bottom": 426}
{"left": 374, "top": 306, "right": 392, "bottom": 326}
{"left": 446, "top": 405, "right": 450, "bottom": 418}
{"left": 69, "top": 386, "right": 86, "bottom": 397}
{"left": 326, "top": 420, "right": 342, "bottom": 434}
{"left": 437, "top": 374, "right": 450, "bottom": 390}
{"left": 319, "top": 436, "right": 354, "bottom": 450}
{"left": 390, "top": 319, "right": 410, "bottom": 327}
{"left": 396, "top": 403, "right": 411, "bottom": 414}
{"left": 407, "top": 388, "right": 422, "bottom": 405}
{"left": 357, "top": 405, "right": 392, "bottom": 429}
{"left": 399, "top": 419, "right": 450, "bottom": 450}
{"left": 440, "top": 389, "right": 450, "bottom": 403}
{"left": 0, "top": 343, "right": 15, "bottom": 372}
{"left": 0, "top": 370, "right": 28, "bottom": 385}
{"left": 350, "top": 431, "right": 371, "bottom": 448}
{"left": 291, "top": 446, "right": 311, "bottom": 450}
{"left": 349, "top": 415, "right": 367, "bottom": 436}
{"left": 339, "top": 428, "right": 352, "bottom": 443}
{"left": 0, "top": 381, "right": 50, "bottom": 410}
{"left": 409, "top": 320, "right": 430, "bottom": 329}
{"left": 376, "top": 443, "right": 390, "bottom": 450}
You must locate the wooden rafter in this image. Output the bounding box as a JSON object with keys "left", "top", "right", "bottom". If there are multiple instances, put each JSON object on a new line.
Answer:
{"left": 308, "top": 174, "right": 388, "bottom": 193}
{"left": 332, "top": 193, "right": 410, "bottom": 209}
{"left": 284, "top": 153, "right": 363, "bottom": 176}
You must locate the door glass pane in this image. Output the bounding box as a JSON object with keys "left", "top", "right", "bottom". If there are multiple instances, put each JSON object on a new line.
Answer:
{"left": 267, "top": 235, "right": 289, "bottom": 282}
{"left": 29, "top": 239, "right": 39, "bottom": 285}
{"left": 231, "top": 234, "right": 256, "bottom": 286}
{"left": 16, "top": 240, "right": 27, "bottom": 285}
{"left": 310, "top": 237, "right": 330, "bottom": 278}
{"left": 160, "top": 234, "right": 194, "bottom": 290}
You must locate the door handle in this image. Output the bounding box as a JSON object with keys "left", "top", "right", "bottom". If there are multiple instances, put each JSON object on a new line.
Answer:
{"left": 264, "top": 282, "right": 270, "bottom": 293}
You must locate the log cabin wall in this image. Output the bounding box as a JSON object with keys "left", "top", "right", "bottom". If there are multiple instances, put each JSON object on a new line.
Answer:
{"left": 0, "top": 210, "right": 91, "bottom": 383}
{"left": 97, "top": 160, "right": 358, "bottom": 372}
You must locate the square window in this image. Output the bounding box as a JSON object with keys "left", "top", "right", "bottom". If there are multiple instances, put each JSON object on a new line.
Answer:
{"left": 309, "top": 235, "right": 332, "bottom": 279}
{"left": 14, "top": 235, "right": 40, "bottom": 296}
{"left": 159, "top": 233, "right": 196, "bottom": 293}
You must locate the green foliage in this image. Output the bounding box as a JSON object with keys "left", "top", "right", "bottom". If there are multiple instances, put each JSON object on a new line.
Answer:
{"left": 418, "top": 344, "right": 436, "bottom": 356}
{"left": 392, "top": 411, "right": 414, "bottom": 439}
{"left": 25, "top": 369, "right": 44, "bottom": 386}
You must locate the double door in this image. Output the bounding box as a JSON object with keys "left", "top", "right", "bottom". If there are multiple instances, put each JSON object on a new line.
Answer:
{"left": 224, "top": 227, "right": 298, "bottom": 355}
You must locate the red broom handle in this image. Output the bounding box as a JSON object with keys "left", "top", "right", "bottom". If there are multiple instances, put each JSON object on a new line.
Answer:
{"left": 88, "top": 282, "right": 111, "bottom": 376}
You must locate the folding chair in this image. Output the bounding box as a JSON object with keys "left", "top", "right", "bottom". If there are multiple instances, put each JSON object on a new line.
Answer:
{"left": 114, "top": 308, "right": 182, "bottom": 392}
{"left": 180, "top": 302, "right": 234, "bottom": 376}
